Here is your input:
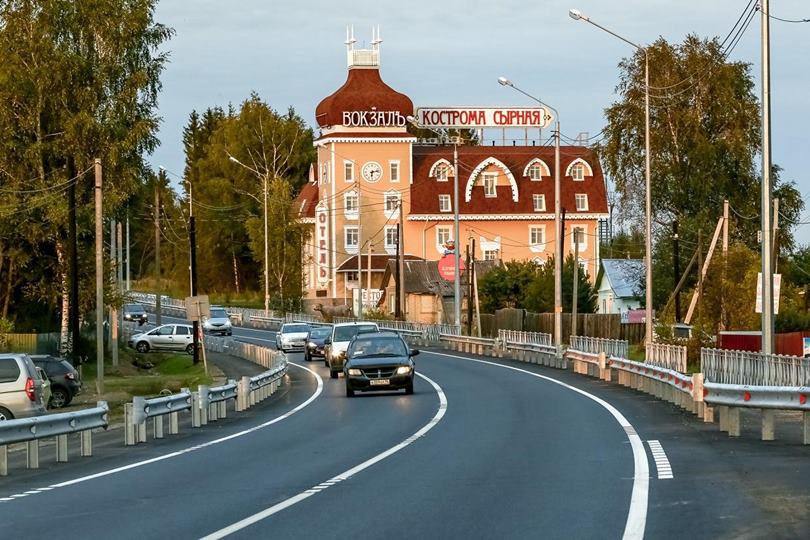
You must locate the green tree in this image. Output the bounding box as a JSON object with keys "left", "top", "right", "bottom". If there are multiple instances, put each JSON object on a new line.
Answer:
{"left": 478, "top": 261, "right": 537, "bottom": 312}
{"left": 525, "top": 256, "right": 597, "bottom": 314}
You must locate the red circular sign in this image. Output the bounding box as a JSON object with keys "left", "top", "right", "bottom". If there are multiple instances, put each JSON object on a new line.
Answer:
{"left": 438, "top": 254, "right": 466, "bottom": 281}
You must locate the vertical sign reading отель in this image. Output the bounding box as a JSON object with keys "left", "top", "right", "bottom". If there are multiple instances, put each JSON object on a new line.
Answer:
{"left": 315, "top": 201, "right": 329, "bottom": 289}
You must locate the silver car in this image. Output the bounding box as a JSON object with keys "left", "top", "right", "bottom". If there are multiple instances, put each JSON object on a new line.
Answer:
{"left": 203, "top": 306, "right": 232, "bottom": 336}
{"left": 127, "top": 323, "right": 195, "bottom": 354}
{"left": 0, "top": 353, "right": 48, "bottom": 421}
{"left": 276, "top": 323, "right": 310, "bottom": 352}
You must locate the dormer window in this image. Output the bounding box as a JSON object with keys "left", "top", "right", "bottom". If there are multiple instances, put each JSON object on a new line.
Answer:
{"left": 483, "top": 173, "right": 497, "bottom": 197}
{"left": 436, "top": 164, "right": 448, "bottom": 181}
{"left": 528, "top": 164, "right": 543, "bottom": 181}
{"left": 572, "top": 163, "right": 585, "bottom": 181}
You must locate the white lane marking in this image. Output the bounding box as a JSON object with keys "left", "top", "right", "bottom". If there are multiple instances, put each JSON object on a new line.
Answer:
{"left": 647, "top": 440, "right": 673, "bottom": 479}
{"left": 427, "top": 351, "right": 648, "bottom": 540}
{"left": 0, "top": 363, "right": 322, "bottom": 503}
{"left": 200, "top": 372, "right": 447, "bottom": 539}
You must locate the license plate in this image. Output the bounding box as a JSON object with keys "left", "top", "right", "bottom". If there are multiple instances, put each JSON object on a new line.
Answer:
{"left": 369, "top": 379, "right": 390, "bottom": 386}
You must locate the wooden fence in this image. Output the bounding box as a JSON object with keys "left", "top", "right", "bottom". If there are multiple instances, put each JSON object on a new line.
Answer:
{"left": 479, "top": 309, "right": 645, "bottom": 344}
{"left": 0, "top": 333, "right": 60, "bottom": 354}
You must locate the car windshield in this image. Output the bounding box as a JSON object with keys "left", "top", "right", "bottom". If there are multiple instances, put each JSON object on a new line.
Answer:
{"left": 349, "top": 337, "right": 407, "bottom": 358}
{"left": 125, "top": 304, "right": 144, "bottom": 313}
{"left": 209, "top": 308, "right": 228, "bottom": 319}
{"left": 309, "top": 327, "right": 331, "bottom": 339}
{"left": 334, "top": 325, "right": 378, "bottom": 342}
{"left": 283, "top": 324, "right": 309, "bottom": 334}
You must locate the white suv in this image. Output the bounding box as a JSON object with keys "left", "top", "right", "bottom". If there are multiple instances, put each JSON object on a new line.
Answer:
{"left": 325, "top": 322, "right": 379, "bottom": 379}
{"left": 203, "top": 306, "right": 232, "bottom": 336}
{"left": 0, "top": 354, "right": 48, "bottom": 420}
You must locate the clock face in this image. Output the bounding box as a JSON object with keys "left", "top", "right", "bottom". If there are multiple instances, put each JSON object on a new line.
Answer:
{"left": 361, "top": 161, "right": 382, "bottom": 182}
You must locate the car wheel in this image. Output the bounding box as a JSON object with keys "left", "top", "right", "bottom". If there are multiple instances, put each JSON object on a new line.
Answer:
{"left": 135, "top": 341, "right": 150, "bottom": 353}
{"left": 405, "top": 381, "right": 414, "bottom": 395}
{"left": 346, "top": 384, "right": 355, "bottom": 397}
{"left": 186, "top": 344, "right": 194, "bottom": 355}
{"left": 304, "top": 351, "right": 310, "bottom": 362}
{"left": 49, "top": 386, "right": 70, "bottom": 408}
{"left": 330, "top": 369, "right": 339, "bottom": 379}
{"left": 0, "top": 407, "right": 13, "bottom": 421}
{"left": 227, "top": 331, "right": 232, "bottom": 336}
{"left": 324, "top": 357, "right": 329, "bottom": 368}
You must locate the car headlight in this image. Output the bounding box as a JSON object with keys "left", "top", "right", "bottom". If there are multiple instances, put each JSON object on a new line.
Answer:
{"left": 347, "top": 368, "right": 362, "bottom": 376}
{"left": 396, "top": 366, "right": 412, "bottom": 375}
{"left": 307, "top": 342, "right": 316, "bottom": 349}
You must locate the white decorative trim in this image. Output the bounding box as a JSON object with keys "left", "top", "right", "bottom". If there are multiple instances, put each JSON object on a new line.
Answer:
{"left": 479, "top": 235, "right": 501, "bottom": 252}
{"left": 299, "top": 217, "right": 315, "bottom": 224}
{"left": 408, "top": 213, "right": 609, "bottom": 221}
{"left": 522, "top": 158, "right": 551, "bottom": 178}
{"left": 343, "top": 190, "right": 359, "bottom": 220}
{"left": 429, "top": 158, "right": 454, "bottom": 180}
{"left": 566, "top": 157, "right": 593, "bottom": 177}
{"left": 383, "top": 190, "right": 401, "bottom": 220}
{"left": 315, "top": 137, "right": 418, "bottom": 145}
{"left": 465, "top": 157, "right": 518, "bottom": 202}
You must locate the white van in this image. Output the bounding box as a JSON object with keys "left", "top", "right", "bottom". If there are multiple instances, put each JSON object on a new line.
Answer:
{"left": 324, "top": 322, "right": 379, "bottom": 379}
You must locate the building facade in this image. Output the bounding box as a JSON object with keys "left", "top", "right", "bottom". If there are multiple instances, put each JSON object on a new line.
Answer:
{"left": 297, "top": 35, "right": 609, "bottom": 309}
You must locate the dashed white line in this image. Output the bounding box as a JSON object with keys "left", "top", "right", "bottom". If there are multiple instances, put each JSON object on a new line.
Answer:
{"left": 647, "top": 440, "right": 674, "bottom": 479}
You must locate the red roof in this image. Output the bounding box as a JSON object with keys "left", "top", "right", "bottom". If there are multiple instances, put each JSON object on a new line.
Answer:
{"left": 410, "top": 145, "right": 608, "bottom": 216}
{"left": 315, "top": 68, "right": 413, "bottom": 128}
{"left": 295, "top": 182, "right": 319, "bottom": 219}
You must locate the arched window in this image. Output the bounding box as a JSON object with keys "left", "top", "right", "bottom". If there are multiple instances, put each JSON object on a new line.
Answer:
{"left": 565, "top": 158, "right": 593, "bottom": 180}
{"left": 429, "top": 159, "right": 454, "bottom": 181}
{"left": 523, "top": 158, "right": 550, "bottom": 181}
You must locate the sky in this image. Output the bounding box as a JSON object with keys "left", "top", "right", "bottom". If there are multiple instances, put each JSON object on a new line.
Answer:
{"left": 149, "top": 0, "right": 810, "bottom": 244}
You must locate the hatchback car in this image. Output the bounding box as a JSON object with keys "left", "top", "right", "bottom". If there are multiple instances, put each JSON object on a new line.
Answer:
{"left": 123, "top": 303, "right": 148, "bottom": 325}
{"left": 127, "top": 324, "right": 195, "bottom": 354}
{"left": 344, "top": 331, "right": 418, "bottom": 397}
{"left": 325, "top": 322, "right": 379, "bottom": 378}
{"left": 304, "top": 326, "right": 332, "bottom": 362}
{"left": 0, "top": 353, "right": 48, "bottom": 420}
{"left": 203, "top": 306, "right": 232, "bottom": 336}
{"left": 31, "top": 355, "right": 82, "bottom": 408}
{"left": 276, "top": 323, "right": 311, "bottom": 352}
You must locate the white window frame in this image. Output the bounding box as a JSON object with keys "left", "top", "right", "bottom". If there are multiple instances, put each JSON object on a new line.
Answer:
{"left": 528, "top": 164, "right": 543, "bottom": 181}
{"left": 483, "top": 172, "right": 497, "bottom": 198}
{"left": 575, "top": 193, "right": 589, "bottom": 211}
{"left": 384, "top": 191, "right": 401, "bottom": 220}
{"left": 529, "top": 225, "right": 545, "bottom": 252}
{"left": 344, "top": 191, "right": 359, "bottom": 219}
{"left": 483, "top": 249, "right": 498, "bottom": 261}
{"left": 571, "top": 226, "right": 588, "bottom": 251}
{"left": 533, "top": 194, "right": 546, "bottom": 212}
{"left": 572, "top": 163, "right": 585, "bottom": 181}
{"left": 344, "top": 160, "right": 354, "bottom": 183}
{"left": 384, "top": 225, "right": 399, "bottom": 252}
{"left": 436, "top": 164, "right": 449, "bottom": 182}
{"left": 345, "top": 226, "right": 359, "bottom": 254}
{"left": 436, "top": 226, "right": 452, "bottom": 252}
{"left": 439, "top": 194, "right": 452, "bottom": 213}
{"left": 346, "top": 271, "right": 359, "bottom": 283}
{"left": 389, "top": 160, "right": 400, "bottom": 183}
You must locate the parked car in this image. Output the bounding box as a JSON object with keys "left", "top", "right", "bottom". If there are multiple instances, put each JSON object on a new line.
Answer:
{"left": 0, "top": 353, "right": 48, "bottom": 420}
{"left": 304, "top": 326, "right": 332, "bottom": 362}
{"left": 127, "top": 323, "right": 195, "bottom": 354}
{"left": 31, "top": 355, "right": 82, "bottom": 408}
{"left": 276, "top": 323, "right": 311, "bottom": 353}
{"left": 344, "top": 331, "right": 418, "bottom": 397}
{"left": 203, "top": 306, "right": 232, "bottom": 336}
{"left": 325, "top": 322, "right": 379, "bottom": 379}
{"left": 123, "top": 303, "right": 148, "bottom": 325}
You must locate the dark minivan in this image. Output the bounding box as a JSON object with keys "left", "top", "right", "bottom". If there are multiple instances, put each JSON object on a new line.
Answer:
{"left": 31, "top": 355, "right": 82, "bottom": 408}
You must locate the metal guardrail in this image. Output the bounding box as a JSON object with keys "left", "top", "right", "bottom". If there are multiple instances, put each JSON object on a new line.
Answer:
{"left": 498, "top": 329, "right": 552, "bottom": 347}
{"left": 701, "top": 347, "right": 810, "bottom": 387}
{"left": 125, "top": 390, "right": 192, "bottom": 445}
{"left": 570, "top": 335, "right": 628, "bottom": 359}
{"left": 645, "top": 342, "right": 688, "bottom": 373}
{"left": 0, "top": 402, "right": 109, "bottom": 476}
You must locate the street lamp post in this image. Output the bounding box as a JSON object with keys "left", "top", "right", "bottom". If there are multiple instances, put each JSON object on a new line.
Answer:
{"left": 229, "top": 155, "right": 270, "bottom": 315}
{"left": 406, "top": 117, "right": 462, "bottom": 330}
{"left": 497, "top": 78, "right": 562, "bottom": 348}
{"left": 570, "top": 8, "right": 653, "bottom": 345}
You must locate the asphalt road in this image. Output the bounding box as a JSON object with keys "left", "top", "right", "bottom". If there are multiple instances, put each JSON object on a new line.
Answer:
{"left": 2, "top": 320, "right": 810, "bottom": 539}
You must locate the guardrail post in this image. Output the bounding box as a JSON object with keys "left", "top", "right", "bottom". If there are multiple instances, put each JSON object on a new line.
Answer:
{"left": 727, "top": 407, "right": 741, "bottom": 437}
{"left": 56, "top": 434, "right": 68, "bottom": 463}
{"left": 804, "top": 412, "right": 810, "bottom": 445}
{"left": 761, "top": 409, "right": 775, "bottom": 441}
{"left": 124, "top": 402, "right": 136, "bottom": 446}
{"left": 219, "top": 400, "right": 227, "bottom": 419}
{"left": 1, "top": 445, "right": 7, "bottom": 476}
{"left": 132, "top": 396, "right": 147, "bottom": 444}
{"left": 718, "top": 406, "right": 728, "bottom": 432}
{"left": 169, "top": 412, "right": 179, "bottom": 435}
{"left": 191, "top": 392, "right": 201, "bottom": 428}
{"left": 237, "top": 376, "right": 250, "bottom": 411}
{"left": 198, "top": 385, "right": 210, "bottom": 425}
{"left": 26, "top": 440, "right": 39, "bottom": 469}
{"left": 80, "top": 430, "right": 92, "bottom": 457}
{"left": 154, "top": 415, "right": 164, "bottom": 439}
{"left": 703, "top": 404, "right": 715, "bottom": 423}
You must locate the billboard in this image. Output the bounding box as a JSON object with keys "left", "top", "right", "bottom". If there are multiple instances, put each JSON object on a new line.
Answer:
{"left": 415, "top": 107, "right": 552, "bottom": 129}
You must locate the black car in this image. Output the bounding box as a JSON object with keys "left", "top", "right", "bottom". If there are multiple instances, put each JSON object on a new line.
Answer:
{"left": 343, "top": 331, "right": 418, "bottom": 397}
{"left": 30, "top": 355, "right": 82, "bottom": 408}
{"left": 304, "top": 326, "right": 332, "bottom": 361}
{"left": 123, "top": 303, "right": 148, "bottom": 325}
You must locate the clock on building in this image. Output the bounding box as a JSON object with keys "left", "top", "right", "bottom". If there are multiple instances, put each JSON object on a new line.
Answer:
{"left": 361, "top": 161, "right": 382, "bottom": 182}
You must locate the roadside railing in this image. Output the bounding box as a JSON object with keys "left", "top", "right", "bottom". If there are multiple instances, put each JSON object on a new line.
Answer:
{"left": 701, "top": 347, "right": 810, "bottom": 387}
{"left": 498, "top": 329, "right": 552, "bottom": 347}
{"left": 125, "top": 390, "right": 191, "bottom": 446}
{"left": 0, "top": 402, "right": 109, "bottom": 476}
{"left": 569, "top": 335, "right": 628, "bottom": 359}
{"left": 646, "top": 342, "right": 688, "bottom": 373}
{"left": 438, "top": 334, "right": 499, "bottom": 357}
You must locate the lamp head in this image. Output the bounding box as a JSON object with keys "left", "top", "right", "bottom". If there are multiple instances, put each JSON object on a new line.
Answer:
{"left": 569, "top": 8, "right": 585, "bottom": 21}
{"left": 497, "top": 77, "right": 512, "bottom": 87}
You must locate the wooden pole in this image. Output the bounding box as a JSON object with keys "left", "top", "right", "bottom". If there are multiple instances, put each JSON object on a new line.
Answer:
{"left": 94, "top": 159, "right": 104, "bottom": 394}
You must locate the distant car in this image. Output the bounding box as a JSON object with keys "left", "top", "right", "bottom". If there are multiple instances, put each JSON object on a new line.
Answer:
{"left": 324, "top": 322, "right": 380, "bottom": 379}
{"left": 123, "top": 303, "right": 148, "bottom": 325}
{"left": 203, "top": 306, "right": 232, "bottom": 336}
{"left": 304, "top": 326, "right": 332, "bottom": 362}
{"left": 31, "top": 355, "right": 82, "bottom": 408}
{"left": 344, "top": 331, "right": 418, "bottom": 397}
{"left": 0, "top": 353, "right": 48, "bottom": 420}
{"left": 275, "top": 323, "right": 311, "bottom": 352}
{"left": 128, "top": 323, "right": 195, "bottom": 354}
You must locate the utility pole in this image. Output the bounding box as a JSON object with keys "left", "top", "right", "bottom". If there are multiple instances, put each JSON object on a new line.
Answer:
{"left": 466, "top": 242, "right": 473, "bottom": 335}
{"left": 188, "top": 175, "right": 200, "bottom": 364}
{"left": 721, "top": 201, "right": 728, "bottom": 330}
{"left": 116, "top": 221, "right": 123, "bottom": 368}
{"left": 154, "top": 175, "right": 162, "bottom": 326}
{"left": 398, "top": 199, "right": 406, "bottom": 319}
{"left": 572, "top": 229, "right": 580, "bottom": 337}
{"left": 126, "top": 214, "right": 131, "bottom": 291}
{"left": 760, "top": 0, "right": 775, "bottom": 354}
{"left": 94, "top": 159, "right": 104, "bottom": 394}
{"left": 772, "top": 198, "right": 780, "bottom": 272}
{"left": 366, "top": 240, "right": 372, "bottom": 311}
{"left": 673, "top": 220, "right": 681, "bottom": 322}
{"left": 395, "top": 222, "right": 402, "bottom": 320}
{"left": 697, "top": 229, "right": 703, "bottom": 324}
{"left": 472, "top": 238, "right": 481, "bottom": 337}
{"left": 67, "top": 156, "right": 80, "bottom": 363}
{"left": 110, "top": 220, "right": 118, "bottom": 368}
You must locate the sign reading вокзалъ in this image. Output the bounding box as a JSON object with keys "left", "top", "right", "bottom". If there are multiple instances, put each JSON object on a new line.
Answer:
{"left": 415, "top": 107, "right": 552, "bottom": 129}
